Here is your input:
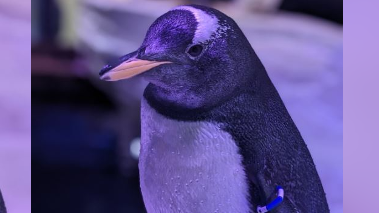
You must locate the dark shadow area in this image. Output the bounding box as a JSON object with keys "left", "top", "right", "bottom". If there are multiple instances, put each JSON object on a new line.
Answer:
{"left": 280, "top": 0, "right": 343, "bottom": 24}
{"left": 32, "top": 45, "right": 146, "bottom": 213}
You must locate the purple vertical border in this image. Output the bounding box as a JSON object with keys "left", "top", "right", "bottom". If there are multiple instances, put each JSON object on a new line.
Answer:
{"left": 344, "top": 0, "right": 379, "bottom": 212}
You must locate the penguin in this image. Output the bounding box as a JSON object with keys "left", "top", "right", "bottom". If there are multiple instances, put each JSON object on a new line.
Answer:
{"left": 0, "top": 189, "right": 6, "bottom": 213}
{"left": 99, "top": 5, "right": 329, "bottom": 213}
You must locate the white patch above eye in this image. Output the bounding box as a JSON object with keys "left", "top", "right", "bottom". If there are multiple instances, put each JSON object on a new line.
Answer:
{"left": 172, "top": 6, "right": 219, "bottom": 44}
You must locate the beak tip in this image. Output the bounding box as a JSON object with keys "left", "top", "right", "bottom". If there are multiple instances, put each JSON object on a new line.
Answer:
{"left": 100, "top": 75, "right": 111, "bottom": 81}
{"left": 99, "top": 64, "right": 113, "bottom": 76}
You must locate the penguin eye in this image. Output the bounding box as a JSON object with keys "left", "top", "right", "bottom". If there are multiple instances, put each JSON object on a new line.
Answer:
{"left": 187, "top": 45, "right": 203, "bottom": 58}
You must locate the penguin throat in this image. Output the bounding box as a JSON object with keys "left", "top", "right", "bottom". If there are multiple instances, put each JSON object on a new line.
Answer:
{"left": 145, "top": 84, "right": 212, "bottom": 111}
{"left": 143, "top": 83, "right": 246, "bottom": 121}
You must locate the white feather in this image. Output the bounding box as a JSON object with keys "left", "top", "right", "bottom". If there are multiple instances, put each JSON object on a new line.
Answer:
{"left": 139, "top": 98, "right": 251, "bottom": 213}
{"left": 172, "top": 6, "right": 219, "bottom": 44}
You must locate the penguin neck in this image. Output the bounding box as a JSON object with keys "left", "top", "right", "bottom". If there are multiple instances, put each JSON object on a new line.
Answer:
{"left": 143, "top": 83, "right": 238, "bottom": 119}
{"left": 144, "top": 84, "right": 210, "bottom": 109}
{"left": 143, "top": 69, "right": 274, "bottom": 122}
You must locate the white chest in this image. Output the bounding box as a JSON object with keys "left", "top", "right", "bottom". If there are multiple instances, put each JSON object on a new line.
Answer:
{"left": 139, "top": 98, "right": 251, "bottom": 213}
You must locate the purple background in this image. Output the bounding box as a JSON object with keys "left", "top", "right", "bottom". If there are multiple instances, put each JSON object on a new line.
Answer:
{"left": 0, "top": 1, "right": 31, "bottom": 213}
{"left": 343, "top": 0, "right": 379, "bottom": 212}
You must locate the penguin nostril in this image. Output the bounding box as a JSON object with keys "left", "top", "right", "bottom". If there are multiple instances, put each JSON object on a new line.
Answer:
{"left": 187, "top": 44, "right": 203, "bottom": 58}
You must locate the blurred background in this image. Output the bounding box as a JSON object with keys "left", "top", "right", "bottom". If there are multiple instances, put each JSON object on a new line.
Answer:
{"left": 31, "top": 0, "right": 341, "bottom": 212}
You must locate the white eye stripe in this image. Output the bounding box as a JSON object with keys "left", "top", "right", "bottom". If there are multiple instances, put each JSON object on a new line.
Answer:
{"left": 172, "top": 6, "right": 219, "bottom": 44}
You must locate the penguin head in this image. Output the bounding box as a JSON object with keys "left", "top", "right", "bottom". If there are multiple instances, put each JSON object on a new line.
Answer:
{"left": 100, "top": 5, "right": 261, "bottom": 109}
